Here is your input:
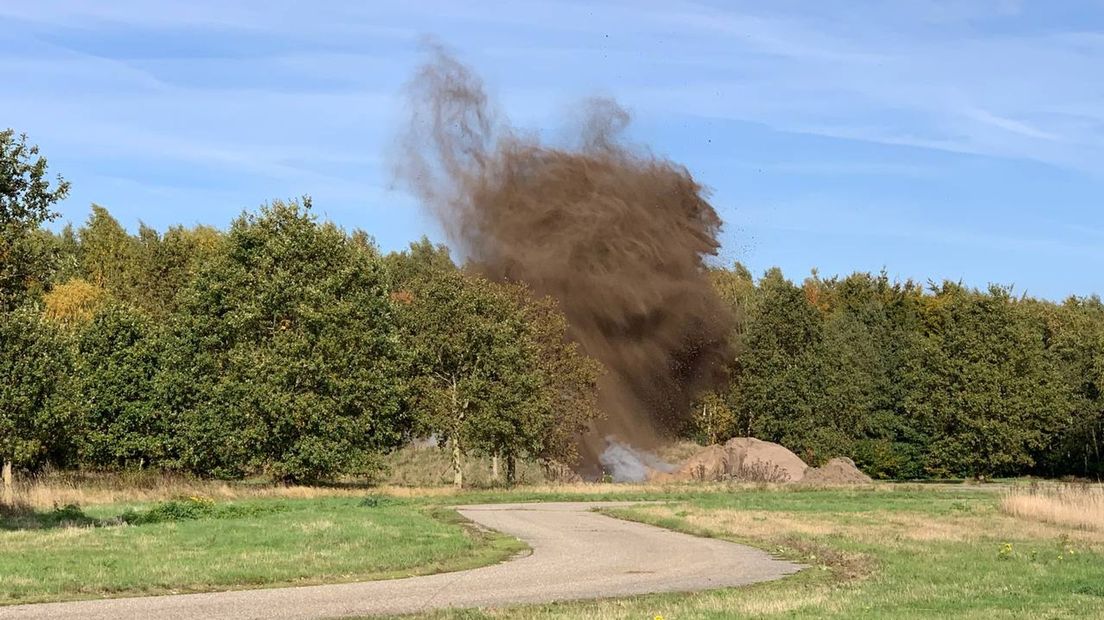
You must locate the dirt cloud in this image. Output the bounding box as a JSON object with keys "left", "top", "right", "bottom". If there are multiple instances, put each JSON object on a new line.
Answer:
{"left": 395, "top": 45, "right": 734, "bottom": 472}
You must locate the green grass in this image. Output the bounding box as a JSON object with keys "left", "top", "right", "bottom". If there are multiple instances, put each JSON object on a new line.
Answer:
{"left": 0, "top": 496, "right": 525, "bottom": 605}
{"left": 398, "top": 486, "right": 1104, "bottom": 620}
{"left": 5, "top": 484, "right": 1103, "bottom": 618}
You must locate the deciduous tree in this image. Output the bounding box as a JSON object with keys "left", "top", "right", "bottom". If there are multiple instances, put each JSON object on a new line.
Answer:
{"left": 0, "top": 306, "right": 72, "bottom": 502}
{"left": 75, "top": 304, "right": 168, "bottom": 469}
{"left": 167, "top": 199, "right": 407, "bottom": 482}
{"left": 0, "top": 130, "right": 69, "bottom": 310}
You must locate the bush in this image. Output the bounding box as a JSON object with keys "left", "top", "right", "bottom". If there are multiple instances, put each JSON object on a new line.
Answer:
{"left": 852, "top": 439, "right": 926, "bottom": 480}
{"left": 119, "top": 497, "right": 286, "bottom": 525}
{"left": 120, "top": 497, "right": 215, "bottom": 524}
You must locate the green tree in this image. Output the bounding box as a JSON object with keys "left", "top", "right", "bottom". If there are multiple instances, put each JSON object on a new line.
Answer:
{"left": 75, "top": 304, "right": 168, "bottom": 469}
{"left": 50, "top": 224, "right": 82, "bottom": 284}
{"left": 715, "top": 266, "right": 930, "bottom": 477}
{"left": 385, "top": 236, "right": 456, "bottom": 290}
{"left": 690, "top": 391, "right": 736, "bottom": 445}
{"left": 1041, "top": 296, "right": 1104, "bottom": 478}
{"left": 0, "top": 306, "right": 72, "bottom": 502}
{"left": 811, "top": 308, "right": 880, "bottom": 458}
{"left": 708, "top": 262, "right": 756, "bottom": 357}
{"left": 0, "top": 130, "right": 70, "bottom": 310}
{"left": 691, "top": 264, "right": 755, "bottom": 446}
{"left": 814, "top": 272, "right": 928, "bottom": 478}
{"left": 395, "top": 270, "right": 599, "bottom": 487}
{"left": 396, "top": 270, "right": 523, "bottom": 488}
{"left": 903, "top": 284, "right": 1070, "bottom": 478}
{"left": 78, "top": 205, "right": 139, "bottom": 298}
{"left": 494, "top": 285, "right": 602, "bottom": 481}
{"left": 732, "top": 268, "right": 822, "bottom": 459}
{"left": 167, "top": 199, "right": 406, "bottom": 482}
{"left": 128, "top": 223, "right": 223, "bottom": 316}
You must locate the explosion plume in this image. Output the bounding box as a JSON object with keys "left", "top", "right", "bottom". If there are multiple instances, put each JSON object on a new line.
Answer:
{"left": 396, "top": 45, "right": 734, "bottom": 475}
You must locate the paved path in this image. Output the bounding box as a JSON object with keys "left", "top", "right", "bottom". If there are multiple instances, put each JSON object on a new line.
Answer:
{"left": 0, "top": 502, "right": 802, "bottom": 620}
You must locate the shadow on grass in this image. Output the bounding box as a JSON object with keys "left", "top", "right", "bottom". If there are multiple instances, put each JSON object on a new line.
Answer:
{"left": 0, "top": 502, "right": 99, "bottom": 531}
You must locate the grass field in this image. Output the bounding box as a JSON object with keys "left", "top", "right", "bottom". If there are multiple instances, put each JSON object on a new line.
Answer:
{"left": 3, "top": 479, "right": 1103, "bottom": 618}
{"left": 0, "top": 496, "right": 524, "bottom": 605}
{"left": 399, "top": 485, "right": 1104, "bottom": 620}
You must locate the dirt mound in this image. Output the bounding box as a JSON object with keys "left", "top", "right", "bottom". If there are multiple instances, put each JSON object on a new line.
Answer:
{"left": 653, "top": 437, "right": 808, "bottom": 483}
{"left": 664, "top": 444, "right": 729, "bottom": 481}
{"left": 801, "top": 457, "right": 873, "bottom": 485}
{"left": 724, "top": 437, "right": 809, "bottom": 483}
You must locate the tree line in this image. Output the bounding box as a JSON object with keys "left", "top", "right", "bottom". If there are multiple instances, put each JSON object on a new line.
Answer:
{"left": 2, "top": 130, "right": 1101, "bottom": 489}
{"left": 696, "top": 265, "right": 1104, "bottom": 480}
{"left": 0, "top": 131, "right": 600, "bottom": 492}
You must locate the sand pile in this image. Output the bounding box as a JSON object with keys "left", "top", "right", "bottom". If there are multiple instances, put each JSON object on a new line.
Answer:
{"left": 665, "top": 444, "right": 730, "bottom": 481}
{"left": 650, "top": 438, "right": 872, "bottom": 484}
{"left": 801, "top": 457, "right": 873, "bottom": 485}
{"left": 725, "top": 438, "right": 809, "bottom": 482}
{"left": 653, "top": 437, "right": 808, "bottom": 483}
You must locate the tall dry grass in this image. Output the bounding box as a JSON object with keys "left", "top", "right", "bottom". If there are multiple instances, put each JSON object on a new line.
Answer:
{"left": 6, "top": 471, "right": 374, "bottom": 509}
{"left": 1000, "top": 483, "right": 1104, "bottom": 532}
{"left": 3, "top": 470, "right": 718, "bottom": 510}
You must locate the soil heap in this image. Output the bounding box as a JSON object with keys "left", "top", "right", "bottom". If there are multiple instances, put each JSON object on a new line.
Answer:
{"left": 800, "top": 457, "right": 873, "bottom": 484}
{"left": 651, "top": 438, "right": 873, "bottom": 484}
{"left": 652, "top": 437, "right": 808, "bottom": 483}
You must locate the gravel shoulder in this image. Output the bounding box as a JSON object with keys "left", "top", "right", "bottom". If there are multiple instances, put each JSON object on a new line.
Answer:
{"left": 0, "top": 501, "right": 802, "bottom": 620}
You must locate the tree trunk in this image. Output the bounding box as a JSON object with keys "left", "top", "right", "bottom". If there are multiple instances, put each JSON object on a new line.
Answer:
{"left": 450, "top": 378, "right": 464, "bottom": 489}
{"left": 491, "top": 453, "right": 500, "bottom": 483}
{"left": 2, "top": 460, "right": 13, "bottom": 506}
{"left": 451, "top": 437, "right": 463, "bottom": 489}
{"left": 506, "top": 454, "right": 516, "bottom": 485}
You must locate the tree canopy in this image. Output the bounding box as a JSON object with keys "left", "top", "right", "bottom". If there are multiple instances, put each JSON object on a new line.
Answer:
{"left": 0, "top": 130, "right": 70, "bottom": 310}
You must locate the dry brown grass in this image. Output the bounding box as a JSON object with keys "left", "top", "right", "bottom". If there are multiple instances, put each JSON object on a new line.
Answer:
{"left": 4, "top": 470, "right": 738, "bottom": 509}
{"left": 1000, "top": 482, "right": 1104, "bottom": 532}
{"left": 7, "top": 471, "right": 369, "bottom": 509}
{"left": 627, "top": 493, "right": 1104, "bottom": 554}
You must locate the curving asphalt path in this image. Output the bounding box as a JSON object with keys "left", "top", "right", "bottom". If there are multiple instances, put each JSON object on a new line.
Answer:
{"left": 0, "top": 502, "right": 802, "bottom": 620}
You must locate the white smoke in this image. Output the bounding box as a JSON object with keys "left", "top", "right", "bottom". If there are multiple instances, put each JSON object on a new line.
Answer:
{"left": 598, "top": 436, "right": 675, "bottom": 482}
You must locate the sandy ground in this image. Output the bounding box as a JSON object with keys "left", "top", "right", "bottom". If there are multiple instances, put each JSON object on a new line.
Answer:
{"left": 0, "top": 502, "right": 802, "bottom": 620}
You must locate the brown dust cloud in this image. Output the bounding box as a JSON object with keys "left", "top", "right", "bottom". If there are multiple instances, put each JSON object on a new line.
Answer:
{"left": 395, "top": 45, "right": 734, "bottom": 479}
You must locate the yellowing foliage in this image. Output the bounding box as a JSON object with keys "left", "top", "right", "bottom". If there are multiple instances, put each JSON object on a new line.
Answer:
{"left": 43, "top": 278, "right": 110, "bottom": 326}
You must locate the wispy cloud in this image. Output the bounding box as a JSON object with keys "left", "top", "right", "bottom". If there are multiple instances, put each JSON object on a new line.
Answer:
{"left": 7, "top": 0, "right": 1103, "bottom": 171}
{"left": 0, "top": 0, "right": 1101, "bottom": 297}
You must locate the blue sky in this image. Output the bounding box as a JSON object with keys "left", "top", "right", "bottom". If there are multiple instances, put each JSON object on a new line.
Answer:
{"left": 3, "top": 1, "right": 1103, "bottom": 300}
